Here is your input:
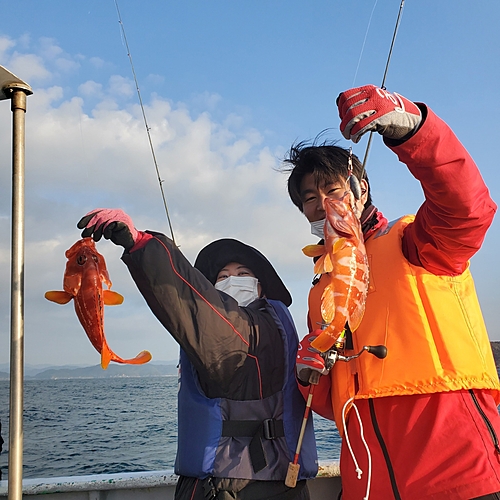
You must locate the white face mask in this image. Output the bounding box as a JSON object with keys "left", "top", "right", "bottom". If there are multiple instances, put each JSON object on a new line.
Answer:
{"left": 215, "top": 276, "right": 260, "bottom": 307}
{"left": 310, "top": 218, "right": 326, "bottom": 239}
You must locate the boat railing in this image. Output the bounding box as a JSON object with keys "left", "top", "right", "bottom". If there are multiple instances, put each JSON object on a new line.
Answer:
{"left": 0, "top": 462, "right": 341, "bottom": 499}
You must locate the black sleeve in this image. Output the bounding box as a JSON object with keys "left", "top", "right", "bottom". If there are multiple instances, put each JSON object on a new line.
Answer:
{"left": 121, "top": 231, "right": 261, "bottom": 390}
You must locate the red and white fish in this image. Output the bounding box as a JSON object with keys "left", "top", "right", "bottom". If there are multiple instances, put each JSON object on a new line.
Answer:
{"left": 302, "top": 192, "right": 369, "bottom": 352}
{"left": 45, "top": 237, "right": 152, "bottom": 369}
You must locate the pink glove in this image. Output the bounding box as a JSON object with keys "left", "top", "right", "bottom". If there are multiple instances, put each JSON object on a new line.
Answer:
{"left": 337, "top": 84, "right": 422, "bottom": 143}
{"left": 77, "top": 208, "right": 139, "bottom": 250}
{"left": 296, "top": 331, "right": 329, "bottom": 384}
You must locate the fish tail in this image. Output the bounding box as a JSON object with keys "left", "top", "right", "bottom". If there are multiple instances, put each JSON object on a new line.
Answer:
{"left": 310, "top": 325, "right": 342, "bottom": 353}
{"left": 107, "top": 349, "right": 153, "bottom": 366}
{"left": 123, "top": 350, "right": 153, "bottom": 365}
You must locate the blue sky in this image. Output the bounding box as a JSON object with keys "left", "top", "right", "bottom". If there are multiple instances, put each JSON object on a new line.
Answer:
{"left": 1, "top": 0, "right": 499, "bottom": 367}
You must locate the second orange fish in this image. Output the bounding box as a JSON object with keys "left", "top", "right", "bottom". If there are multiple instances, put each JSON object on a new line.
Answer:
{"left": 303, "top": 192, "right": 369, "bottom": 352}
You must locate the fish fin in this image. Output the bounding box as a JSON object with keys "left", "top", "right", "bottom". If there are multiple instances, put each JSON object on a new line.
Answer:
{"left": 310, "top": 329, "right": 337, "bottom": 353}
{"left": 44, "top": 291, "right": 73, "bottom": 305}
{"left": 110, "top": 350, "right": 153, "bottom": 366}
{"left": 101, "top": 343, "right": 112, "bottom": 370}
{"left": 323, "top": 253, "right": 334, "bottom": 273}
{"left": 332, "top": 238, "right": 347, "bottom": 252}
{"left": 103, "top": 290, "right": 124, "bottom": 306}
{"left": 124, "top": 350, "right": 153, "bottom": 365}
{"left": 302, "top": 244, "right": 325, "bottom": 257}
{"left": 313, "top": 254, "right": 327, "bottom": 274}
{"left": 331, "top": 218, "right": 356, "bottom": 237}
{"left": 320, "top": 284, "right": 336, "bottom": 324}
{"left": 348, "top": 306, "right": 365, "bottom": 332}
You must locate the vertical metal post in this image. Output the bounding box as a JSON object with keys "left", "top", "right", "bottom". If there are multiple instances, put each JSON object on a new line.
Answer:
{"left": 1, "top": 66, "right": 33, "bottom": 500}
{"left": 8, "top": 89, "right": 27, "bottom": 500}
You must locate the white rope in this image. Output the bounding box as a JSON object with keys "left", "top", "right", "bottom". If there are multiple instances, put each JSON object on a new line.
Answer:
{"left": 342, "top": 397, "right": 372, "bottom": 500}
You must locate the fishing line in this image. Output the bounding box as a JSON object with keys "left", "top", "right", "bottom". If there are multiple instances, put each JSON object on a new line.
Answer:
{"left": 360, "top": 0, "right": 406, "bottom": 175}
{"left": 352, "top": 0, "right": 379, "bottom": 86}
{"left": 114, "top": 0, "right": 178, "bottom": 247}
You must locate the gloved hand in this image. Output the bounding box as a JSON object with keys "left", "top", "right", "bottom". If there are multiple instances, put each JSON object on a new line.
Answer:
{"left": 77, "top": 208, "right": 138, "bottom": 250}
{"left": 337, "top": 84, "right": 422, "bottom": 143}
{"left": 296, "top": 332, "right": 329, "bottom": 385}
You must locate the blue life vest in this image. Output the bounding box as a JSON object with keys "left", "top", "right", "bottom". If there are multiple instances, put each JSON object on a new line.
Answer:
{"left": 175, "top": 299, "right": 318, "bottom": 480}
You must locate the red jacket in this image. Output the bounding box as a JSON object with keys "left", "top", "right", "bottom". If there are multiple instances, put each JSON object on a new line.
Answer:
{"left": 302, "top": 106, "right": 500, "bottom": 499}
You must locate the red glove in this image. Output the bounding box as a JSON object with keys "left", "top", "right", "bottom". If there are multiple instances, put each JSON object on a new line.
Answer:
{"left": 337, "top": 84, "right": 422, "bottom": 143}
{"left": 77, "top": 209, "right": 139, "bottom": 250}
{"left": 296, "top": 332, "right": 329, "bottom": 384}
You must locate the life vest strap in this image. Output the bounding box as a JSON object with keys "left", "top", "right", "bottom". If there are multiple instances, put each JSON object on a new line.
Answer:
{"left": 222, "top": 419, "right": 285, "bottom": 473}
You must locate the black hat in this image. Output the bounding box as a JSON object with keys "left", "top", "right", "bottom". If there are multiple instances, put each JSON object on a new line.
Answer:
{"left": 194, "top": 238, "right": 292, "bottom": 307}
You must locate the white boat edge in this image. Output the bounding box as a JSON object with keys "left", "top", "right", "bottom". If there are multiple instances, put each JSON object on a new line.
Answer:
{"left": 0, "top": 461, "right": 341, "bottom": 499}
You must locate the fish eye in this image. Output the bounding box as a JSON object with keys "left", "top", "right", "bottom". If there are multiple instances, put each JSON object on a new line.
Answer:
{"left": 77, "top": 255, "right": 87, "bottom": 265}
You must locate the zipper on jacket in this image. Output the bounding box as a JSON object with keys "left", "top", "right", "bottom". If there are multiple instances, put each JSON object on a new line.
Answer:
{"left": 469, "top": 389, "right": 500, "bottom": 454}
{"left": 369, "top": 399, "right": 402, "bottom": 500}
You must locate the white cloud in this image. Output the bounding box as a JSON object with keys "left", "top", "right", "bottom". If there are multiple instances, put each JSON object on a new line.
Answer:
{"left": 0, "top": 35, "right": 15, "bottom": 60}
{"left": 107, "top": 74, "right": 135, "bottom": 98}
{"left": 8, "top": 53, "right": 51, "bottom": 83}
{"left": 0, "top": 38, "right": 313, "bottom": 366}
{"left": 78, "top": 80, "right": 103, "bottom": 98}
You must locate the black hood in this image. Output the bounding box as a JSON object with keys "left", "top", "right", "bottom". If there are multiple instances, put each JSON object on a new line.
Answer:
{"left": 194, "top": 238, "right": 292, "bottom": 307}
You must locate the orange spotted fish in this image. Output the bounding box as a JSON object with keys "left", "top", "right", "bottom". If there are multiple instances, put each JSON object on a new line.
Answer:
{"left": 302, "top": 192, "right": 369, "bottom": 352}
{"left": 45, "top": 238, "right": 152, "bottom": 369}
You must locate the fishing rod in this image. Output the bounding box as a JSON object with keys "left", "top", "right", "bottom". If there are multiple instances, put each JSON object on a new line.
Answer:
{"left": 114, "top": 0, "right": 178, "bottom": 247}
{"left": 361, "top": 0, "right": 405, "bottom": 174}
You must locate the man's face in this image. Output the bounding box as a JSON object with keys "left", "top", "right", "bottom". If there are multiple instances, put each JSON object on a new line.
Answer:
{"left": 299, "top": 173, "right": 368, "bottom": 222}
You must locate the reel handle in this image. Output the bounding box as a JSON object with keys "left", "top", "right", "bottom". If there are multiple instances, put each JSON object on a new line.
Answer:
{"left": 365, "top": 345, "right": 388, "bottom": 359}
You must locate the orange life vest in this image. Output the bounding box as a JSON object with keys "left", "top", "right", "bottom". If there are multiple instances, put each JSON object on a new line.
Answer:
{"left": 308, "top": 215, "right": 500, "bottom": 433}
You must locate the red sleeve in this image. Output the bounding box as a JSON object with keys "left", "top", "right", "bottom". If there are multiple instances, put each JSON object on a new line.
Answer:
{"left": 386, "top": 106, "right": 497, "bottom": 276}
{"left": 297, "top": 375, "right": 335, "bottom": 421}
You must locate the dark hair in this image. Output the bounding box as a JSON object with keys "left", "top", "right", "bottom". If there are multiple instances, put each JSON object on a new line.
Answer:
{"left": 282, "top": 137, "right": 372, "bottom": 212}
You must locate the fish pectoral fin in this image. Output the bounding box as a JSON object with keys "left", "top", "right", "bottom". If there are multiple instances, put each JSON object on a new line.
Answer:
{"left": 320, "top": 284, "right": 336, "bottom": 324}
{"left": 348, "top": 306, "right": 365, "bottom": 332}
{"left": 313, "top": 254, "right": 327, "bottom": 274}
{"left": 103, "top": 290, "right": 124, "bottom": 306}
{"left": 302, "top": 244, "right": 325, "bottom": 257}
{"left": 44, "top": 291, "right": 73, "bottom": 305}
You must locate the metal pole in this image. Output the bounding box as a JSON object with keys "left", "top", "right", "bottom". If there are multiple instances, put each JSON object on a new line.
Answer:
{"left": 1, "top": 65, "right": 32, "bottom": 500}
{"left": 7, "top": 88, "right": 28, "bottom": 500}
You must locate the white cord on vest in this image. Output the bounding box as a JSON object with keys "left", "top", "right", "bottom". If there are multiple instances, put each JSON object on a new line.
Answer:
{"left": 342, "top": 397, "right": 372, "bottom": 500}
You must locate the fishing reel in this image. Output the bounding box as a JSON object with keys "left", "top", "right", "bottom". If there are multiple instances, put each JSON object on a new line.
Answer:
{"left": 323, "top": 343, "right": 388, "bottom": 372}
{"left": 316, "top": 322, "right": 388, "bottom": 373}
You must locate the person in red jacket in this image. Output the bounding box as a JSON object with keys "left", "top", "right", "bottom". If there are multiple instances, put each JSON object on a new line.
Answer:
{"left": 283, "top": 84, "right": 500, "bottom": 499}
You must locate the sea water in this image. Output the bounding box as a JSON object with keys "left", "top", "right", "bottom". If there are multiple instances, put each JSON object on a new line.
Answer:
{"left": 0, "top": 377, "right": 341, "bottom": 480}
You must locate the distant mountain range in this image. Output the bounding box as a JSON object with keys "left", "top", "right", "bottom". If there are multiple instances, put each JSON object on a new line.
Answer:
{"left": 0, "top": 361, "right": 178, "bottom": 380}
{"left": 1, "top": 342, "right": 500, "bottom": 381}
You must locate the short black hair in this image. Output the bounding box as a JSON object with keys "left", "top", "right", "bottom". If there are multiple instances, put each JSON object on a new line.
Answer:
{"left": 282, "top": 138, "right": 371, "bottom": 212}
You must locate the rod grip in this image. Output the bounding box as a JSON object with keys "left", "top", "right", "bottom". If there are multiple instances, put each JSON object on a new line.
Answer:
{"left": 285, "top": 462, "right": 300, "bottom": 488}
